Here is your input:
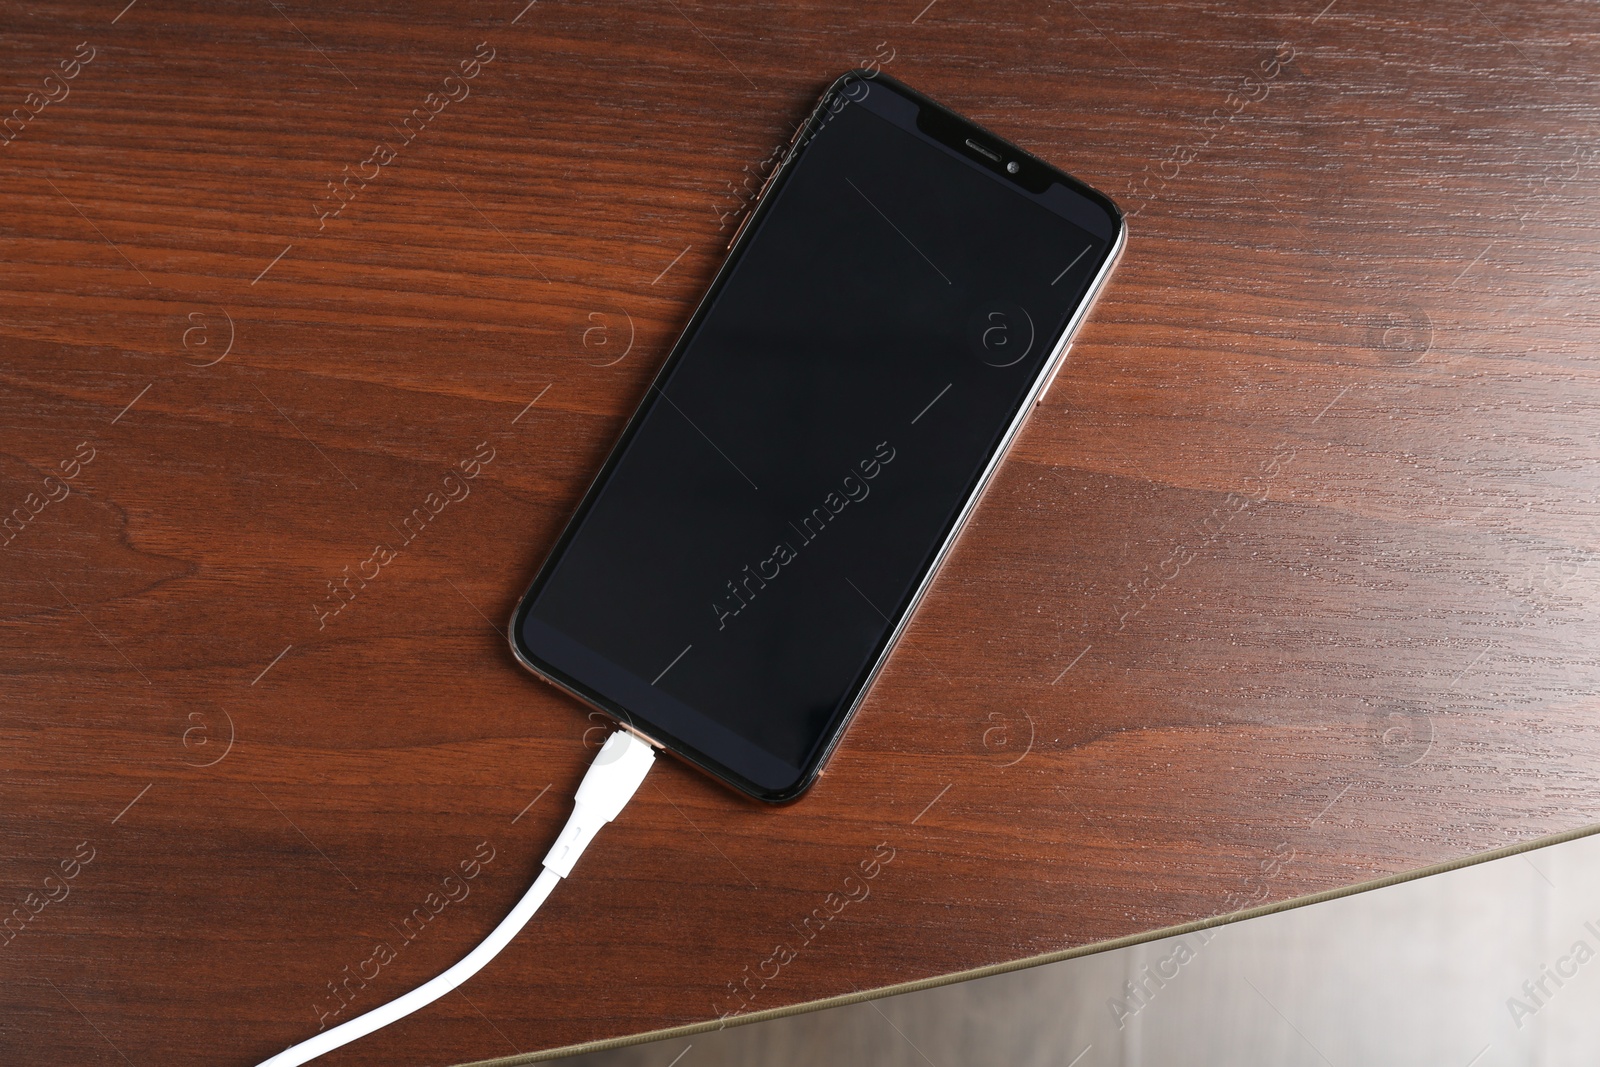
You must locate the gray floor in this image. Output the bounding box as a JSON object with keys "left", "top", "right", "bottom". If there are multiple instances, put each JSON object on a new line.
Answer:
{"left": 549, "top": 830, "right": 1600, "bottom": 1067}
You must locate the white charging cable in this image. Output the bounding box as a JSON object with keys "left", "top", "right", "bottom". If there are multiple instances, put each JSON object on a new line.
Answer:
{"left": 255, "top": 729, "right": 658, "bottom": 1067}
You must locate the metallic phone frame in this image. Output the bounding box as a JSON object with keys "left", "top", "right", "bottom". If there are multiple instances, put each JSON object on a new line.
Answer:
{"left": 509, "top": 70, "right": 1126, "bottom": 802}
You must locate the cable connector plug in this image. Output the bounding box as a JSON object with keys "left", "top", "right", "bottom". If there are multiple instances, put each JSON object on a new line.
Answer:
{"left": 253, "top": 728, "right": 658, "bottom": 1067}
{"left": 542, "top": 729, "right": 656, "bottom": 878}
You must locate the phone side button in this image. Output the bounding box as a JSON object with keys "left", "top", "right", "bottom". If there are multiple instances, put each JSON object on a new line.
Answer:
{"left": 725, "top": 208, "right": 755, "bottom": 252}
{"left": 1037, "top": 344, "right": 1073, "bottom": 406}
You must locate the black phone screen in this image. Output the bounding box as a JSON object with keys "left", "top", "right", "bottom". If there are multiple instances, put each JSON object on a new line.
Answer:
{"left": 513, "top": 73, "right": 1120, "bottom": 800}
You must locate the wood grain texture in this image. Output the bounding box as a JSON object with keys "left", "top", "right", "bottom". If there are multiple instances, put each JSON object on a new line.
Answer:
{"left": 2, "top": 0, "right": 1597, "bottom": 1064}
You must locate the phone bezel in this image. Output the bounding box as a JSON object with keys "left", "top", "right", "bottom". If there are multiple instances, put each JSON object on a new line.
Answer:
{"left": 509, "top": 69, "right": 1126, "bottom": 803}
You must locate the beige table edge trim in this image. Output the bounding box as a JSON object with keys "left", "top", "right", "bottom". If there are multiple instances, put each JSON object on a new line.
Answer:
{"left": 453, "top": 821, "right": 1600, "bottom": 1066}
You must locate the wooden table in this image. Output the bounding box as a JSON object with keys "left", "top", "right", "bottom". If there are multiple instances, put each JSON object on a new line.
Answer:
{"left": 3, "top": 1, "right": 1597, "bottom": 1063}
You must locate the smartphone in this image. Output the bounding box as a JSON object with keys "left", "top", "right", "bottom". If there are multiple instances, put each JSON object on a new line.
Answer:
{"left": 510, "top": 70, "right": 1124, "bottom": 802}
